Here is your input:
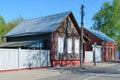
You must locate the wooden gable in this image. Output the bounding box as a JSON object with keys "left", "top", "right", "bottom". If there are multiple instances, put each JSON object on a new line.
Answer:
{"left": 51, "top": 15, "right": 80, "bottom": 61}
{"left": 56, "top": 16, "right": 79, "bottom": 37}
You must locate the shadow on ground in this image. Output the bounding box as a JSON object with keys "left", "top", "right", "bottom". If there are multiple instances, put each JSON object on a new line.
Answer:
{"left": 48, "top": 63, "right": 120, "bottom": 75}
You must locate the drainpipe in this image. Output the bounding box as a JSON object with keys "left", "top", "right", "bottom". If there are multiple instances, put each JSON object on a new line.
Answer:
{"left": 63, "top": 18, "right": 69, "bottom": 62}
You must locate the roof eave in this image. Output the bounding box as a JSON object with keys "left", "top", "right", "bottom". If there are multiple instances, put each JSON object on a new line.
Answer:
{"left": 4, "top": 32, "right": 52, "bottom": 38}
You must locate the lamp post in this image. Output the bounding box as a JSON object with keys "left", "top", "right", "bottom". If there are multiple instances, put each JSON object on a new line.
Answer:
{"left": 93, "top": 42, "right": 97, "bottom": 66}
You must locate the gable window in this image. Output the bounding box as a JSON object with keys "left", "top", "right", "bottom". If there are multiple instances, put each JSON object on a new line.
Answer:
{"left": 67, "top": 21, "right": 71, "bottom": 34}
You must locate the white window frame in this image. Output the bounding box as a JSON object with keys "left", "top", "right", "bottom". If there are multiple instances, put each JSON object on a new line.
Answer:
{"left": 67, "top": 38, "right": 72, "bottom": 53}
{"left": 58, "top": 37, "right": 64, "bottom": 53}
{"left": 75, "top": 39, "right": 79, "bottom": 54}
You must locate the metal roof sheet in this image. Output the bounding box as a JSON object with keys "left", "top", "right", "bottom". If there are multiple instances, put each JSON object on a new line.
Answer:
{"left": 86, "top": 28, "right": 115, "bottom": 42}
{"left": 5, "top": 11, "right": 72, "bottom": 37}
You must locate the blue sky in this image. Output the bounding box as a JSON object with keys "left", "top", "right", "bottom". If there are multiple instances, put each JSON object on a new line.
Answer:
{"left": 0, "top": 0, "right": 113, "bottom": 28}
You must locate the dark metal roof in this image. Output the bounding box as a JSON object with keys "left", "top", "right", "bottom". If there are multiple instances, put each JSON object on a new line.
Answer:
{"left": 0, "top": 41, "right": 40, "bottom": 48}
{"left": 86, "top": 28, "right": 115, "bottom": 42}
{"left": 0, "top": 41, "right": 33, "bottom": 48}
{"left": 5, "top": 11, "right": 72, "bottom": 37}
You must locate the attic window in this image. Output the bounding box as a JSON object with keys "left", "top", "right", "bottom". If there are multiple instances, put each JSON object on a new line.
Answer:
{"left": 66, "top": 19, "right": 71, "bottom": 34}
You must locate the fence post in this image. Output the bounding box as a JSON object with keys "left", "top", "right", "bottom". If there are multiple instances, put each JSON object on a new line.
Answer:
{"left": 18, "top": 47, "right": 21, "bottom": 69}
{"left": 47, "top": 50, "right": 50, "bottom": 66}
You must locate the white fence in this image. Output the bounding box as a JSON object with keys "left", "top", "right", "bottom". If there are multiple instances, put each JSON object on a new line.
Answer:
{"left": 0, "top": 48, "right": 50, "bottom": 70}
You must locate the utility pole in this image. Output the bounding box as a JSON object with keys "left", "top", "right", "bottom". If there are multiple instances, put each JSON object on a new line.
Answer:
{"left": 93, "top": 42, "right": 97, "bottom": 66}
{"left": 80, "top": 5, "right": 84, "bottom": 67}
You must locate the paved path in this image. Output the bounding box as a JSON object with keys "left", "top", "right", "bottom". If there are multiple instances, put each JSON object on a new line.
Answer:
{"left": 38, "top": 62, "right": 120, "bottom": 80}
{"left": 0, "top": 69, "right": 61, "bottom": 80}
{"left": 84, "top": 62, "right": 116, "bottom": 68}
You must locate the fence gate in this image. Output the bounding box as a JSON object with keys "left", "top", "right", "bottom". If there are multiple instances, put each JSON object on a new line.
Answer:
{"left": 85, "top": 51, "right": 93, "bottom": 62}
{"left": 92, "top": 45, "right": 102, "bottom": 62}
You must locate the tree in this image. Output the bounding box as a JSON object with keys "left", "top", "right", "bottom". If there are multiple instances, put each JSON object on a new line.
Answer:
{"left": 0, "top": 16, "right": 6, "bottom": 27}
{"left": 6, "top": 16, "right": 24, "bottom": 31}
{"left": 0, "top": 16, "right": 6, "bottom": 43}
{"left": 0, "top": 16, "right": 24, "bottom": 44}
{"left": 92, "top": 0, "right": 120, "bottom": 50}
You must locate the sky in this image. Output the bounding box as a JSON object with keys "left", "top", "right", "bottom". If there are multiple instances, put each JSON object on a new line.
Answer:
{"left": 0, "top": 0, "right": 113, "bottom": 28}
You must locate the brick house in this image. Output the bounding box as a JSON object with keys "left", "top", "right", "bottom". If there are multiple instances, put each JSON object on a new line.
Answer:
{"left": 84, "top": 28, "right": 117, "bottom": 61}
{"left": 1, "top": 11, "right": 83, "bottom": 66}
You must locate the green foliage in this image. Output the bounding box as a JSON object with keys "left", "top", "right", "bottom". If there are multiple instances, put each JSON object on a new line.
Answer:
{"left": 0, "top": 16, "right": 6, "bottom": 43}
{"left": 0, "top": 16, "right": 24, "bottom": 44}
{"left": 92, "top": 0, "right": 120, "bottom": 50}
{"left": 0, "top": 16, "right": 6, "bottom": 27}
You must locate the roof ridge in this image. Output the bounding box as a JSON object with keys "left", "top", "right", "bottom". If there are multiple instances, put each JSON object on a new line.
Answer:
{"left": 24, "top": 11, "right": 72, "bottom": 22}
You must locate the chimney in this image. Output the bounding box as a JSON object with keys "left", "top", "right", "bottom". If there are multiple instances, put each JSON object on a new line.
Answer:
{"left": 90, "top": 27, "right": 94, "bottom": 29}
{"left": 98, "top": 29, "right": 101, "bottom": 31}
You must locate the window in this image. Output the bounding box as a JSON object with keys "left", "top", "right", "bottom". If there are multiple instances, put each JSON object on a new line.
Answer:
{"left": 29, "top": 40, "right": 44, "bottom": 49}
{"left": 67, "top": 38, "right": 72, "bottom": 53}
{"left": 58, "top": 37, "right": 64, "bottom": 53}
{"left": 75, "top": 39, "right": 79, "bottom": 54}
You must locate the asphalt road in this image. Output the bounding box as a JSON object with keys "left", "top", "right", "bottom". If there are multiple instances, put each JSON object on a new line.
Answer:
{"left": 38, "top": 63, "right": 120, "bottom": 80}
{"left": 0, "top": 62, "right": 119, "bottom": 80}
